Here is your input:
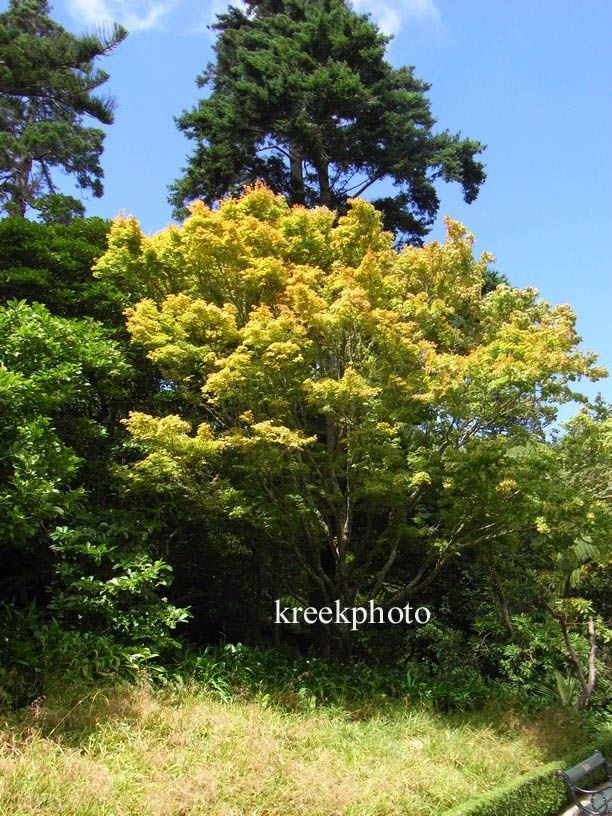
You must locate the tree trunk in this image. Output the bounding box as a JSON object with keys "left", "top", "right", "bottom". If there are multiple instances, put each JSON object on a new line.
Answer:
{"left": 316, "top": 160, "right": 331, "bottom": 206}
{"left": 271, "top": 560, "right": 280, "bottom": 647}
{"left": 246, "top": 544, "right": 263, "bottom": 645}
{"left": 540, "top": 590, "right": 597, "bottom": 710}
{"left": 577, "top": 618, "right": 597, "bottom": 710}
{"left": 288, "top": 140, "right": 304, "bottom": 205}
{"left": 11, "top": 103, "right": 36, "bottom": 217}
{"left": 12, "top": 154, "right": 33, "bottom": 217}
{"left": 487, "top": 556, "right": 514, "bottom": 635}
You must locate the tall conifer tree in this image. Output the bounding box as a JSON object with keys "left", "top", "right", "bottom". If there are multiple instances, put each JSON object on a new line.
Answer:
{"left": 0, "top": 0, "right": 126, "bottom": 218}
{"left": 171, "top": 0, "right": 486, "bottom": 244}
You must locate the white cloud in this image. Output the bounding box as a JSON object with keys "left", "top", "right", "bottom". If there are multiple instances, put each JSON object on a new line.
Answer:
{"left": 66, "top": 0, "right": 176, "bottom": 32}
{"left": 65, "top": 0, "right": 440, "bottom": 38}
{"left": 352, "top": 0, "right": 440, "bottom": 35}
{"left": 197, "top": 0, "right": 248, "bottom": 37}
{"left": 202, "top": 0, "right": 438, "bottom": 39}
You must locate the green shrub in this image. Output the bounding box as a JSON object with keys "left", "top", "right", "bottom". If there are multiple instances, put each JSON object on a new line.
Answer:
{"left": 0, "top": 603, "right": 173, "bottom": 709}
{"left": 49, "top": 515, "right": 190, "bottom": 650}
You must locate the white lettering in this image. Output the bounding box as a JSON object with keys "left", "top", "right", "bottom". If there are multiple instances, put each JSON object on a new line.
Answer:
{"left": 369, "top": 600, "right": 384, "bottom": 623}
{"left": 387, "top": 606, "right": 403, "bottom": 624}
{"left": 415, "top": 606, "right": 431, "bottom": 624}
{"left": 275, "top": 600, "right": 291, "bottom": 624}
{"left": 303, "top": 606, "right": 317, "bottom": 624}
{"left": 351, "top": 607, "right": 368, "bottom": 631}
{"left": 319, "top": 606, "right": 332, "bottom": 624}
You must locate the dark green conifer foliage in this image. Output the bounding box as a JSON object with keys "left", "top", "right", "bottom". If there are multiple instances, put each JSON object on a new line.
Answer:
{"left": 0, "top": 0, "right": 126, "bottom": 218}
{"left": 170, "top": 0, "right": 486, "bottom": 243}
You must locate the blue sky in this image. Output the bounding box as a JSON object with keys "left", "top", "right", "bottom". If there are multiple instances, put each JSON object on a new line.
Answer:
{"left": 7, "top": 0, "right": 612, "bottom": 414}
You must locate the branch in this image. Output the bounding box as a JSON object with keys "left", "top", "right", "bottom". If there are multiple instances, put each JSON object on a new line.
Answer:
{"left": 381, "top": 550, "right": 447, "bottom": 608}
{"left": 487, "top": 555, "right": 514, "bottom": 635}
{"left": 349, "top": 174, "right": 384, "bottom": 199}
{"left": 579, "top": 617, "right": 598, "bottom": 709}
{"left": 39, "top": 160, "right": 56, "bottom": 194}
{"left": 255, "top": 143, "right": 291, "bottom": 161}
{"left": 370, "top": 530, "right": 400, "bottom": 598}
{"left": 540, "top": 589, "right": 590, "bottom": 708}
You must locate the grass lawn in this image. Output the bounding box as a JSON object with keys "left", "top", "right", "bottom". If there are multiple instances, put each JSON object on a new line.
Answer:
{"left": 0, "top": 683, "right": 592, "bottom": 816}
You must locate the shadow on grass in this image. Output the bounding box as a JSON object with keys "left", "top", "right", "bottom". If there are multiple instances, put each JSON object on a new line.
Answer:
{"left": 1, "top": 676, "right": 591, "bottom": 767}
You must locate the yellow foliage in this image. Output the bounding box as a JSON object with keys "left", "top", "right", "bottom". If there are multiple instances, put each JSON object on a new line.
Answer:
{"left": 93, "top": 185, "right": 605, "bottom": 549}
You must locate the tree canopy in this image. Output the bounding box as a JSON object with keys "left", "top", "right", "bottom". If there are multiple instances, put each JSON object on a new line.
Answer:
{"left": 95, "top": 184, "right": 604, "bottom": 656}
{"left": 170, "top": 0, "right": 486, "bottom": 244}
{"left": 0, "top": 0, "right": 126, "bottom": 219}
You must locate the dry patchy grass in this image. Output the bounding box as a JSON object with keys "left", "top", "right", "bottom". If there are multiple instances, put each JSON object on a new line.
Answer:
{"left": 0, "top": 683, "right": 590, "bottom": 816}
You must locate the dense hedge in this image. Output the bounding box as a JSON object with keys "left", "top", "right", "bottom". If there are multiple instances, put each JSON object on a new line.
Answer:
{"left": 443, "top": 735, "right": 612, "bottom": 816}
